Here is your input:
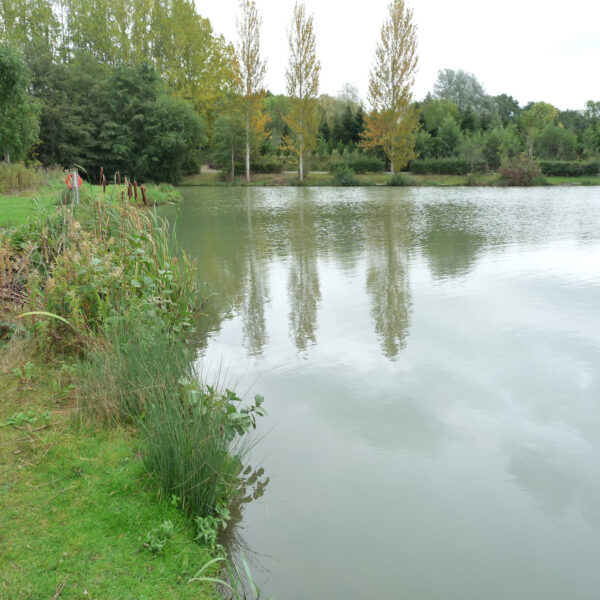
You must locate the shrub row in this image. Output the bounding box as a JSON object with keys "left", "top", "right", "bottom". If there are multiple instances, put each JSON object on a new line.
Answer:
{"left": 539, "top": 160, "right": 600, "bottom": 177}
{"left": 409, "top": 158, "right": 487, "bottom": 175}
{"left": 330, "top": 155, "right": 385, "bottom": 174}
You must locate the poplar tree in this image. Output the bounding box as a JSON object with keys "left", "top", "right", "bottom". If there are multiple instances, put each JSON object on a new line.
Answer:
{"left": 236, "top": 0, "right": 267, "bottom": 183}
{"left": 362, "top": 0, "right": 419, "bottom": 174}
{"left": 283, "top": 2, "right": 320, "bottom": 182}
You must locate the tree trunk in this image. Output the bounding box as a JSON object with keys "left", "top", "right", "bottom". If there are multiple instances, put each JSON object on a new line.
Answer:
{"left": 299, "top": 148, "right": 304, "bottom": 182}
{"left": 231, "top": 146, "right": 235, "bottom": 180}
{"left": 390, "top": 159, "right": 395, "bottom": 175}
{"left": 245, "top": 141, "right": 250, "bottom": 183}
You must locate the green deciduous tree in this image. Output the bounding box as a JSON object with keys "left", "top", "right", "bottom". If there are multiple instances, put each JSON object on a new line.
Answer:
{"left": 437, "top": 116, "right": 462, "bottom": 157}
{"left": 0, "top": 45, "right": 39, "bottom": 162}
{"left": 519, "top": 101, "right": 558, "bottom": 157}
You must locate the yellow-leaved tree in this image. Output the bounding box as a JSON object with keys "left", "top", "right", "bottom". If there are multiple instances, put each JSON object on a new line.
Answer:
{"left": 362, "top": 0, "right": 419, "bottom": 174}
{"left": 236, "top": 0, "right": 268, "bottom": 182}
{"left": 283, "top": 2, "right": 320, "bottom": 183}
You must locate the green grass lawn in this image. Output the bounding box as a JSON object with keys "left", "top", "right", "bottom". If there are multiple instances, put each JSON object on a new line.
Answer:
{"left": 0, "top": 344, "right": 217, "bottom": 600}
{"left": 0, "top": 183, "right": 63, "bottom": 227}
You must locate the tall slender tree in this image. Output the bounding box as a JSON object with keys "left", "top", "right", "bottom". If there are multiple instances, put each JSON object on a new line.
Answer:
{"left": 362, "top": 0, "right": 419, "bottom": 173}
{"left": 236, "top": 0, "right": 267, "bottom": 183}
{"left": 283, "top": 2, "right": 320, "bottom": 182}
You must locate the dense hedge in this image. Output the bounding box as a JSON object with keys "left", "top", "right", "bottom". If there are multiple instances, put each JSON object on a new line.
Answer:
{"left": 330, "top": 155, "right": 385, "bottom": 174}
{"left": 539, "top": 160, "right": 600, "bottom": 177}
{"left": 233, "top": 157, "right": 285, "bottom": 174}
{"left": 409, "top": 158, "right": 487, "bottom": 175}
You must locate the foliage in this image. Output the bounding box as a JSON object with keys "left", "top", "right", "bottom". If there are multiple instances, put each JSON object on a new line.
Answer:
{"left": 331, "top": 163, "right": 358, "bottom": 186}
{"left": 362, "top": 0, "right": 419, "bottom": 173}
{"left": 142, "top": 380, "right": 266, "bottom": 518}
{"left": 283, "top": 2, "right": 321, "bottom": 182}
{"left": 410, "top": 157, "right": 485, "bottom": 175}
{"left": 194, "top": 515, "right": 220, "bottom": 547}
{"left": 236, "top": 0, "right": 268, "bottom": 181}
{"left": 388, "top": 173, "right": 410, "bottom": 186}
{"left": 539, "top": 160, "right": 600, "bottom": 177}
{"left": 534, "top": 124, "right": 577, "bottom": 160}
{"left": 499, "top": 155, "right": 544, "bottom": 185}
{"left": 30, "top": 57, "right": 206, "bottom": 183}
{"left": 0, "top": 45, "right": 40, "bottom": 163}
{"left": 459, "top": 131, "right": 485, "bottom": 174}
{"left": 519, "top": 102, "right": 558, "bottom": 156}
{"left": 144, "top": 520, "right": 175, "bottom": 554}
{"left": 422, "top": 98, "right": 460, "bottom": 133}
{"left": 433, "top": 68, "right": 486, "bottom": 113}
{"left": 437, "top": 116, "right": 463, "bottom": 157}
{"left": 331, "top": 153, "right": 385, "bottom": 173}
{"left": 482, "top": 125, "right": 520, "bottom": 170}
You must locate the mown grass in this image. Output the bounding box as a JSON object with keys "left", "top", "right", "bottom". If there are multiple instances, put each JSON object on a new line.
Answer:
{"left": 0, "top": 178, "right": 180, "bottom": 228}
{"left": 182, "top": 171, "right": 600, "bottom": 187}
{"left": 0, "top": 343, "right": 217, "bottom": 600}
{"left": 0, "top": 182, "right": 64, "bottom": 227}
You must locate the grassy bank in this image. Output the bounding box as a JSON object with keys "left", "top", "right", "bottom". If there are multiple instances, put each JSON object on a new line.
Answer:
{"left": 0, "top": 186, "right": 264, "bottom": 598}
{"left": 0, "top": 168, "right": 181, "bottom": 228}
{"left": 183, "top": 171, "right": 600, "bottom": 187}
{"left": 0, "top": 345, "right": 217, "bottom": 599}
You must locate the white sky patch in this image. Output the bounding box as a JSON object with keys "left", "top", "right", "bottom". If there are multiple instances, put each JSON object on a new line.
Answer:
{"left": 196, "top": 0, "right": 600, "bottom": 110}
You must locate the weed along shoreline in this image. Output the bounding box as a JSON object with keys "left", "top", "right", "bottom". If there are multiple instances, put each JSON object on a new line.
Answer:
{"left": 0, "top": 177, "right": 265, "bottom": 598}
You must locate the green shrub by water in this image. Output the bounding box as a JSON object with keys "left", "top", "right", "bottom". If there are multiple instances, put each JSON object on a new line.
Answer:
{"left": 499, "top": 156, "right": 545, "bottom": 186}
{"left": 331, "top": 164, "right": 358, "bottom": 186}
{"left": 388, "top": 173, "right": 410, "bottom": 186}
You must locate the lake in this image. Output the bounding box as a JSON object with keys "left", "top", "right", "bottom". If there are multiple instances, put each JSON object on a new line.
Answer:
{"left": 164, "top": 185, "right": 600, "bottom": 599}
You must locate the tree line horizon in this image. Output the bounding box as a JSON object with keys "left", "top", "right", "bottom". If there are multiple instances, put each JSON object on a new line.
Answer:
{"left": 1, "top": 0, "right": 599, "bottom": 183}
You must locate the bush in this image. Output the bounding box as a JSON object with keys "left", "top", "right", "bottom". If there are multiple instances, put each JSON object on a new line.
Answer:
{"left": 331, "top": 164, "right": 358, "bottom": 186}
{"left": 539, "top": 160, "right": 600, "bottom": 177}
{"left": 499, "top": 156, "right": 544, "bottom": 186}
{"left": 345, "top": 155, "right": 385, "bottom": 173}
{"left": 330, "top": 154, "right": 385, "bottom": 174}
{"left": 387, "top": 173, "right": 410, "bottom": 186}
{"left": 409, "top": 158, "right": 486, "bottom": 175}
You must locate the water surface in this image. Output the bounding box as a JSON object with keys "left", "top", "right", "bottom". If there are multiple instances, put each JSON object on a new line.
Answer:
{"left": 165, "top": 186, "right": 600, "bottom": 599}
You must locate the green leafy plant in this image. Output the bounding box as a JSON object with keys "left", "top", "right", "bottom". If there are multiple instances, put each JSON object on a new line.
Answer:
{"left": 143, "top": 520, "right": 174, "bottom": 554}
{"left": 1, "top": 410, "right": 50, "bottom": 427}
{"left": 194, "top": 515, "right": 219, "bottom": 547}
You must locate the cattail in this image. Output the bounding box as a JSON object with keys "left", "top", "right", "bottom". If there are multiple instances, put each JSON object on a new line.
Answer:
{"left": 141, "top": 185, "right": 148, "bottom": 206}
{"left": 127, "top": 182, "right": 133, "bottom": 199}
{"left": 102, "top": 175, "right": 106, "bottom": 193}
{"left": 134, "top": 180, "right": 138, "bottom": 202}
{"left": 99, "top": 167, "right": 104, "bottom": 185}
{"left": 117, "top": 171, "right": 121, "bottom": 185}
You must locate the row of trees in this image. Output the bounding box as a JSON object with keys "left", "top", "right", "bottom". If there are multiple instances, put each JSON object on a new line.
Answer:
{"left": 1, "top": 0, "right": 599, "bottom": 182}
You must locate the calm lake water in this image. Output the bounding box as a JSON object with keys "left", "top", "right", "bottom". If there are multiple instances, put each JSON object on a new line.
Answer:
{"left": 164, "top": 186, "right": 600, "bottom": 599}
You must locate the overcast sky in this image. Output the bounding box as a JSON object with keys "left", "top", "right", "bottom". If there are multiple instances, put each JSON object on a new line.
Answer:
{"left": 197, "top": 0, "right": 600, "bottom": 111}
